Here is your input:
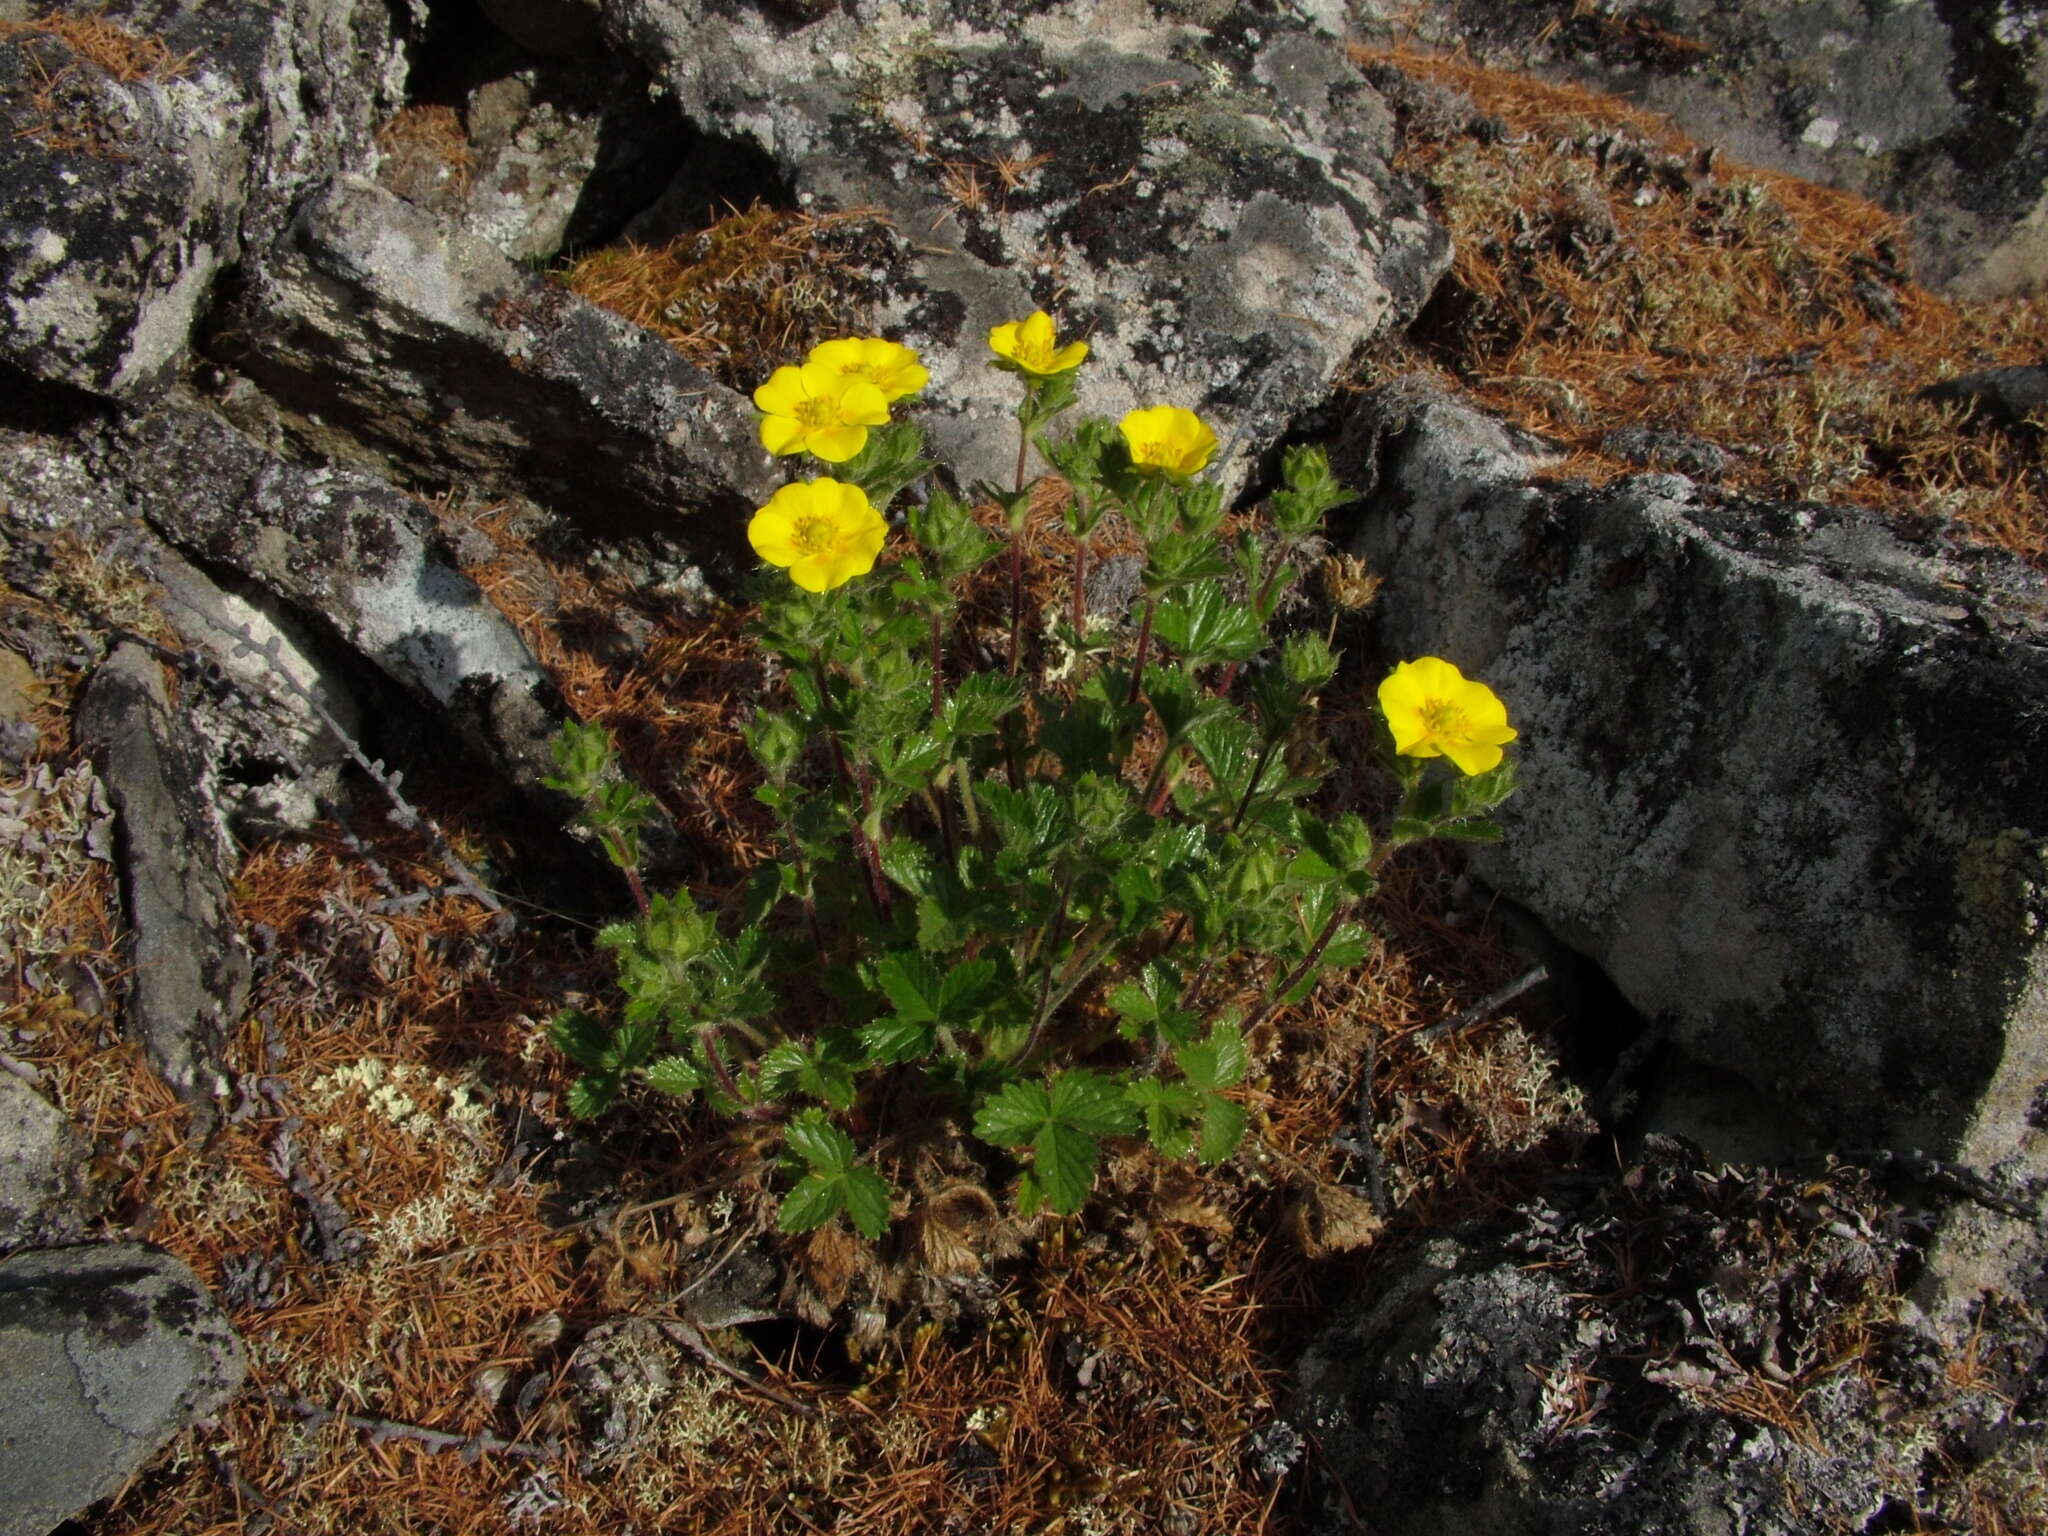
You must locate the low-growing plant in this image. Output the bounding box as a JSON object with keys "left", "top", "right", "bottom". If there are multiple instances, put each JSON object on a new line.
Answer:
{"left": 546, "top": 314, "right": 1518, "bottom": 1237}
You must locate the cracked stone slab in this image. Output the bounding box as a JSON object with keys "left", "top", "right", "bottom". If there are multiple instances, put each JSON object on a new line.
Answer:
{"left": 0, "top": 1072, "right": 97, "bottom": 1252}
{"left": 75, "top": 642, "right": 249, "bottom": 1110}
{"left": 0, "top": 1243, "right": 244, "bottom": 1536}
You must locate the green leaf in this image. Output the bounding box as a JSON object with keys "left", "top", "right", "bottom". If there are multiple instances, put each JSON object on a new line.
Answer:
{"left": 1126, "top": 1078, "right": 1200, "bottom": 1158}
{"left": 937, "top": 958, "right": 1000, "bottom": 1019}
{"left": 840, "top": 1166, "right": 893, "bottom": 1240}
{"left": 860, "top": 1015, "right": 936, "bottom": 1064}
{"left": 778, "top": 1173, "right": 846, "bottom": 1235}
{"left": 1178, "top": 1021, "right": 1248, "bottom": 1091}
{"left": 943, "top": 673, "right": 1024, "bottom": 738}
{"left": 872, "top": 951, "right": 942, "bottom": 1024}
{"left": 1153, "top": 579, "right": 1264, "bottom": 666}
{"left": 1436, "top": 819, "right": 1505, "bottom": 844}
{"left": 1048, "top": 1069, "right": 1141, "bottom": 1137}
{"left": 642, "top": 1056, "right": 703, "bottom": 1097}
{"left": 974, "top": 1079, "right": 1052, "bottom": 1147}
{"left": 549, "top": 1010, "right": 612, "bottom": 1071}
{"left": 1197, "top": 1093, "right": 1248, "bottom": 1165}
{"left": 565, "top": 1073, "right": 618, "bottom": 1118}
{"left": 1034, "top": 1122, "right": 1101, "bottom": 1215}
{"left": 785, "top": 1108, "right": 856, "bottom": 1173}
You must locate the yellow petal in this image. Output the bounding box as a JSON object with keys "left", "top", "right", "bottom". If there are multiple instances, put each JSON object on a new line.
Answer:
{"left": 989, "top": 319, "right": 1023, "bottom": 359}
{"left": 748, "top": 505, "right": 803, "bottom": 565}
{"left": 752, "top": 365, "right": 809, "bottom": 415}
{"left": 1049, "top": 340, "right": 1089, "bottom": 371}
{"left": 805, "top": 425, "right": 869, "bottom": 463}
{"left": 787, "top": 553, "right": 834, "bottom": 593}
{"left": 759, "top": 415, "right": 808, "bottom": 456}
{"left": 1019, "top": 310, "right": 1056, "bottom": 352}
{"left": 1443, "top": 738, "right": 1505, "bottom": 776}
{"left": 806, "top": 337, "right": 866, "bottom": 373}
{"left": 837, "top": 378, "right": 891, "bottom": 426}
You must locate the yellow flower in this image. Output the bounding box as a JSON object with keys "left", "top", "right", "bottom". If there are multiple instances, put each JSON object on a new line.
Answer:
{"left": 1119, "top": 405, "right": 1219, "bottom": 480}
{"left": 1377, "top": 657, "right": 1518, "bottom": 776}
{"left": 988, "top": 310, "right": 1089, "bottom": 376}
{"left": 748, "top": 479, "right": 888, "bottom": 593}
{"left": 806, "top": 336, "right": 929, "bottom": 403}
{"left": 753, "top": 362, "right": 891, "bottom": 463}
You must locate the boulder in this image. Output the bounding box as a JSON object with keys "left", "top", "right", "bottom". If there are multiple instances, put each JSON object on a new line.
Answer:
{"left": 0, "top": 0, "right": 402, "bottom": 396}
{"left": 598, "top": 0, "right": 1450, "bottom": 491}
{"left": 213, "top": 175, "right": 777, "bottom": 543}
{"left": 0, "top": 1243, "right": 245, "bottom": 1536}
{"left": 76, "top": 642, "right": 249, "bottom": 1110}
{"left": 0, "top": 1073, "right": 96, "bottom": 1252}
{"left": 1292, "top": 1140, "right": 2043, "bottom": 1536}
{"left": 1347, "top": 381, "right": 2048, "bottom": 1195}
{"left": 1365, "top": 0, "right": 2048, "bottom": 298}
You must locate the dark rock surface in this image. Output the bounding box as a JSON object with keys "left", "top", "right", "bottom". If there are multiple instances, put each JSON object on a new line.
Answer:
{"left": 0, "top": 1243, "right": 245, "bottom": 1536}
{"left": 600, "top": 0, "right": 1450, "bottom": 491}
{"left": 1363, "top": 0, "right": 2048, "bottom": 298}
{"left": 1293, "top": 1139, "right": 2046, "bottom": 1536}
{"left": 1349, "top": 380, "right": 2048, "bottom": 1187}
{"left": 0, "top": 0, "right": 402, "bottom": 395}
{"left": 75, "top": 642, "right": 249, "bottom": 1110}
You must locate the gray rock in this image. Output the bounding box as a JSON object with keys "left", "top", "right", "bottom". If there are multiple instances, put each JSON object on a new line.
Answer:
{"left": 0, "top": 1073, "right": 96, "bottom": 1252}
{"left": 599, "top": 0, "right": 1449, "bottom": 493}
{"left": 1349, "top": 380, "right": 2048, "bottom": 1180}
{"left": 1292, "top": 1142, "right": 2026, "bottom": 1536}
{"left": 0, "top": 1243, "right": 245, "bottom": 1536}
{"left": 75, "top": 642, "right": 249, "bottom": 1110}
{"left": 0, "top": 0, "right": 402, "bottom": 396}
{"left": 1923, "top": 363, "right": 2048, "bottom": 430}
{"left": 97, "top": 400, "right": 576, "bottom": 800}
{"left": 1361, "top": 0, "right": 2048, "bottom": 298}
{"left": 214, "top": 175, "right": 778, "bottom": 543}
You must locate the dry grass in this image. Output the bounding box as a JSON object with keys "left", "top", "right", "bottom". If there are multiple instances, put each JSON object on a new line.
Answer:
{"left": 557, "top": 206, "right": 899, "bottom": 391}
{"left": 376, "top": 104, "right": 477, "bottom": 201}
{"left": 0, "top": 12, "right": 190, "bottom": 83}
{"left": 1355, "top": 45, "right": 2048, "bottom": 566}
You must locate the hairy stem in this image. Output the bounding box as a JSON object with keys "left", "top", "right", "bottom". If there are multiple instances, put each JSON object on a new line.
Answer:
{"left": 1126, "top": 596, "right": 1157, "bottom": 707}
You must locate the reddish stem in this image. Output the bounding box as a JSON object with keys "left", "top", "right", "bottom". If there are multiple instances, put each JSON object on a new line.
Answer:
{"left": 1126, "top": 596, "right": 1157, "bottom": 707}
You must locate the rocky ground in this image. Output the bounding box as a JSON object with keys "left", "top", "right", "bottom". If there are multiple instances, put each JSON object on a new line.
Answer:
{"left": 2, "top": 2, "right": 2046, "bottom": 1533}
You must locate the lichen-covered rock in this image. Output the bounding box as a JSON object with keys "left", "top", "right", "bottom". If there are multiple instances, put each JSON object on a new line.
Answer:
{"left": 0, "top": 1243, "right": 245, "bottom": 1536}
{"left": 0, "top": 0, "right": 402, "bottom": 396}
{"left": 91, "top": 400, "right": 579, "bottom": 800}
{"left": 599, "top": 0, "right": 1449, "bottom": 491}
{"left": 1349, "top": 382, "right": 2048, "bottom": 1194}
{"left": 215, "top": 175, "right": 777, "bottom": 542}
{"left": 1367, "top": 0, "right": 2048, "bottom": 297}
{"left": 1293, "top": 1140, "right": 2041, "bottom": 1535}
{"left": 0, "top": 1073, "right": 96, "bottom": 1252}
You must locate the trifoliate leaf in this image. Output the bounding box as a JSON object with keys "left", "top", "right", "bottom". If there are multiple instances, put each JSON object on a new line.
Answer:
{"left": 937, "top": 958, "right": 1000, "bottom": 1020}
{"left": 1153, "top": 578, "right": 1263, "bottom": 666}
{"left": 1126, "top": 1078, "right": 1200, "bottom": 1159}
{"left": 943, "top": 673, "right": 1024, "bottom": 738}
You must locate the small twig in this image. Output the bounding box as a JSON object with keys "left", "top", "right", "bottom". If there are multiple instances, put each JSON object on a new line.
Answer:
{"left": 316, "top": 794, "right": 403, "bottom": 899}
{"left": 654, "top": 1318, "right": 817, "bottom": 1418}
{"left": 1413, "top": 964, "right": 1549, "bottom": 1044}
{"left": 1332, "top": 1017, "right": 1389, "bottom": 1211}
{"left": 269, "top": 1392, "right": 553, "bottom": 1460}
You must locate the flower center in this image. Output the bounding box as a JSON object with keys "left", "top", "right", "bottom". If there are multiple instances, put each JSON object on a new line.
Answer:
{"left": 1016, "top": 337, "right": 1055, "bottom": 371}
{"left": 790, "top": 514, "right": 837, "bottom": 554}
{"left": 1419, "top": 697, "right": 1470, "bottom": 743}
{"left": 793, "top": 395, "right": 839, "bottom": 430}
